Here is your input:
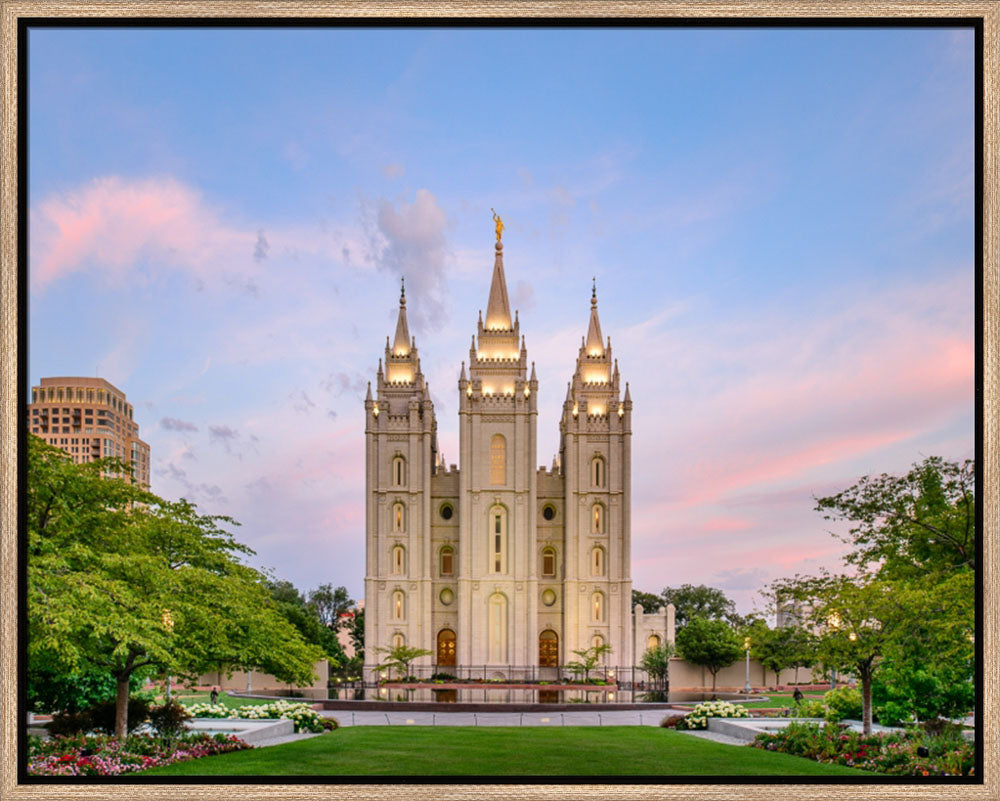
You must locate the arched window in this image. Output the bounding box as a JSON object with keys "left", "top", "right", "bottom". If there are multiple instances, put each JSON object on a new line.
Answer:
{"left": 488, "top": 593, "right": 508, "bottom": 663}
{"left": 489, "top": 505, "right": 507, "bottom": 574}
{"left": 541, "top": 547, "right": 556, "bottom": 577}
{"left": 392, "top": 590, "right": 405, "bottom": 621}
{"left": 440, "top": 545, "right": 454, "bottom": 576}
{"left": 591, "top": 456, "right": 605, "bottom": 488}
{"left": 592, "top": 591, "right": 604, "bottom": 622}
{"left": 392, "top": 632, "right": 405, "bottom": 649}
{"left": 392, "top": 456, "right": 406, "bottom": 487}
{"left": 490, "top": 434, "right": 506, "bottom": 485}
{"left": 591, "top": 634, "right": 606, "bottom": 661}
{"left": 392, "top": 545, "right": 405, "bottom": 575}
{"left": 539, "top": 630, "right": 558, "bottom": 667}
{"left": 591, "top": 503, "right": 604, "bottom": 534}
{"left": 647, "top": 634, "right": 662, "bottom": 651}
{"left": 392, "top": 502, "right": 405, "bottom": 533}
{"left": 591, "top": 546, "right": 605, "bottom": 576}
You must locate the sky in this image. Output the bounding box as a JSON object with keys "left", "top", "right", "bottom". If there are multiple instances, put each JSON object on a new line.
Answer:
{"left": 27, "top": 25, "right": 975, "bottom": 618}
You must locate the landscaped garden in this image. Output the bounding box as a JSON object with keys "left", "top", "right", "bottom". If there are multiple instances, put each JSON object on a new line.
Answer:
{"left": 142, "top": 726, "right": 871, "bottom": 776}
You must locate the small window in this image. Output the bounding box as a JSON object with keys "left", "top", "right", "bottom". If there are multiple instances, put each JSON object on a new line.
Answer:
{"left": 392, "top": 545, "right": 405, "bottom": 575}
{"left": 592, "top": 592, "right": 604, "bottom": 622}
{"left": 440, "top": 503, "right": 454, "bottom": 520}
{"left": 542, "top": 504, "right": 556, "bottom": 521}
{"left": 591, "top": 456, "right": 605, "bottom": 488}
{"left": 392, "top": 456, "right": 406, "bottom": 487}
{"left": 592, "top": 503, "right": 604, "bottom": 534}
{"left": 440, "top": 546, "right": 454, "bottom": 576}
{"left": 490, "top": 506, "right": 507, "bottom": 574}
{"left": 647, "top": 634, "right": 662, "bottom": 650}
{"left": 392, "top": 632, "right": 405, "bottom": 649}
{"left": 490, "top": 434, "right": 506, "bottom": 485}
{"left": 392, "top": 502, "right": 405, "bottom": 533}
{"left": 592, "top": 547, "right": 604, "bottom": 576}
{"left": 392, "top": 590, "right": 405, "bottom": 621}
{"left": 541, "top": 547, "right": 556, "bottom": 577}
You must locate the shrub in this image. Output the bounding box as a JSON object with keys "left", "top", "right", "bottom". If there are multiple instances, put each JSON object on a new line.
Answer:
{"left": 430, "top": 672, "right": 456, "bottom": 681}
{"left": 47, "top": 710, "right": 92, "bottom": 737}
{"left": 183, "top": 699, "right": 326, "bottom": 733}
{"left": 676, "top": 700, "right": 750, "bottom": 730}
{"left": 790, "top": 699, "right": 826, "bottom": 719}
{"left": 823, "top": 687, "right": 862, "bottom": 723}
{"left": 660, "top": 714, "right": 685, "bottom": 728}
{"left": 87, "top": 697, "right": 152, "bottom": 735}
{"left": 148, "top": 699, "right": 192, "bottom": 739}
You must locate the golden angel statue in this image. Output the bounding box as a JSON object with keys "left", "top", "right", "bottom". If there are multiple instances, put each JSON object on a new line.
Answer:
{"left": 491, "top": 208, "right": 504, "bottom": 242}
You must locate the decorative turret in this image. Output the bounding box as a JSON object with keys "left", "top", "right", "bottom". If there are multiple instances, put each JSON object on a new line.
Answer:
{"left": 392, "top": 278, "right": 411, "bottom": 356}
{"left": 485, "top": 241, "right": 513, "bottom": 331}
{"left": 585, "top": 278, "right": 604, "bottom": 356}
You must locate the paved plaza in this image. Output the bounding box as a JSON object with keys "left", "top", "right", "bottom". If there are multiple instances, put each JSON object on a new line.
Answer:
{"left": 320, "top": 709, "right": 672, "bottom": 728}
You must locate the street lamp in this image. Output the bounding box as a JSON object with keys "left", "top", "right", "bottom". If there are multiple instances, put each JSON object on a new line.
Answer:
{"left": 743, "top": 636, "right": 751, "bottom": 694}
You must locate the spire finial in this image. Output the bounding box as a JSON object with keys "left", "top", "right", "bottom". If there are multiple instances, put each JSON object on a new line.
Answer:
{"left": 400, "top": 276, "right": 406, "bottom": 304}
{"left": 591, "top": 277, "right": 597, "bottom": 306}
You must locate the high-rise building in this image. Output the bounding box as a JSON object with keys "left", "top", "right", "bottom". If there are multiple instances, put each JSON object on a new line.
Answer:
{"left": 28, "top": 376, "right": 151, "bottom": 489}
{"left": 363, "top": 227, "right": 672, "bottom": 680}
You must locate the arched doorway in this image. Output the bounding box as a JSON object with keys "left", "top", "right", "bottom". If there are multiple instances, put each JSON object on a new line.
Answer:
{"left": 539, "top": 630, "right": 558, "bottom": 667}
{"left": 437, "top": 628, "right": 456, "bottom": 667}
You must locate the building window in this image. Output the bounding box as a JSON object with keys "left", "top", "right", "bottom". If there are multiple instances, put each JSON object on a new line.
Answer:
{"left": 392, "top": 590, "right": 405, "bottom": 621}
{"left": 647, "top": 634, "right": 662, "bottom": 651}
{"left": 392, "top": 545, "right": 405, "bottom": 575}
{"left": 591, "top": 634, "right": 605, "bottom": 658}
{"left": 392, "top": 632, "right": 405, "bottom": 649}
{"left": 489, "top": 506, "right": 507, "bottom": 574}
{"left": 591, "top": 456, "right": 605, "bottom": 488}
{"left": 392, "top": 502, "right": 406, "bottom": 533}
{"left": 488, "top": 593, "right": 508, "bottom": 663}
{"left": 440, "top": 503, "right": 454, "bottom": 520}
{"left": 592, "top": 592, "right": 604, "bottom": 622}
{"left": 541, "top": 547, "right": 556, "bottom": 577}
{"left": 539, "top": 630, "right": 558, "bottom": 667}
{"left": 592, "top": 503, "right": 604, "bottom": 534}
{"left": 440, "top": 546, "right": 454, "bottom": 576}
{"left": 490, "top": 434, "right": 506, "bottom": 485}
{"left": 392, "top": 456, "right": 406, "bottom": 487}
{"left": 592, "top": 546, "right": 605, "bottom": 576}
{"left": 542, "top": 504, "right": 556, "bottom": 521}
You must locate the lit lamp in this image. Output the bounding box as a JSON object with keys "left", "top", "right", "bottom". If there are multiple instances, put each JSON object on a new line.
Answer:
{"left": 372, "top": 403, "right": 379, "bottom": 418}
{"left": 743, "top": 636, "right": 751, "bottom": 694}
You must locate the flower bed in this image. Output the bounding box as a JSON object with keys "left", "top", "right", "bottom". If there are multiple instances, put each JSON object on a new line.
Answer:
{"left": 751, "top": 721, "right": 974, "bottom": 776}
{"left": 676, "top": 700, "right": 750, "bottom": 730}
{"left": 184, "top": 699, "right": 328, "bottom": 733}
{"left": 27, "top": 732, "right": 250, "bottom": 776}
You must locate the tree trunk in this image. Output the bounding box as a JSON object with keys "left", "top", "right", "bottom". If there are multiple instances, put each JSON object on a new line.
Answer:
{"left": 860, "top": 665, "right": 873, "bottom": 736}
{"left": 710, "top": 669, "right": 717, "bottom": 692}
{"left": 115, "top": 673, "right": 131, "bottom": 739}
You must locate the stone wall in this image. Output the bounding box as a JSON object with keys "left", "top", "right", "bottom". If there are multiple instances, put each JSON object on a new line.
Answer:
{"left": 666, "top": 657, "right": 821, "bottom": 690}
{"left": 199, "top": 659, "right": 329, "bottom": 692}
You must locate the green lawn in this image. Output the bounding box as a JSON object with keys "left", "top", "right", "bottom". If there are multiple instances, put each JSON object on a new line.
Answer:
{"left": 167, "top": 691, "right": 274, "bottom": 710}
{"left": 144, "top": 726, "right": 870, "bottom": 777}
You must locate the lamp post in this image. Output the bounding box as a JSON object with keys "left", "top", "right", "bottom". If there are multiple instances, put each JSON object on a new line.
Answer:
{"left": 743, "top": 636, "right": 751, "bottom": 694}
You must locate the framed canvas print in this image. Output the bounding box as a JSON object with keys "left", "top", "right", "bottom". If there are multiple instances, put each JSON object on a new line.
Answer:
{"left": 1, "top": 2, "right": 996, "bottom": 800}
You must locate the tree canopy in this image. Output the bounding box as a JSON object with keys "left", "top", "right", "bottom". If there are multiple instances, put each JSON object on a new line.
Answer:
{"left": 27, "top": 435, "right": 323, "bottom": 737}
{"left": 661, "top": 584, "right": 744, "bottom": 629}
{"left": 674, "top": 617, "right": 742, "bottom": 691}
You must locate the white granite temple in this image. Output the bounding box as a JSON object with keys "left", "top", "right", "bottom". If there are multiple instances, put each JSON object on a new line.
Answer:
{"left": 363, "top": 224, "right": 672, "bottom": 680}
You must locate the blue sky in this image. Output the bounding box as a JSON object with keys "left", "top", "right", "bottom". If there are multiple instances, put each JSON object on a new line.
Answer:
{"left": 27, "top": 26, "right": 975, "bottom": 615}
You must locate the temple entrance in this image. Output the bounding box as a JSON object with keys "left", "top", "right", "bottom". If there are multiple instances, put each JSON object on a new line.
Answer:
{"left": 539, "top": 629, "right": 558, "bottom": 667}
{"left": 437, "top": 628, "right": 456, "bottom": 667}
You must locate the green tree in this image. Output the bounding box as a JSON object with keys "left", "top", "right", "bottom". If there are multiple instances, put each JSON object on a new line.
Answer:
{"left": 639, "top": 642, "right": 675, "bottom": 689}
{"left": 751, "top": 623, "right": 813, "bottom": 687}
{"left": 565, "top": 643, "right": 613, "bottom": 682}
{"left": 376, "top": 645, "right": 432, "bottom": 680}
{"left": 631, "top": 590, "right": 663, "bottom": 614}
{"left": 307, "top": 584, "right": 354, "bottom": 629}
{"left": 675, "top": 617, "right": 742, "bottom": 692}
{"left": 349, "top": 607, "right": 365, "bottom": 661}
{"left": 661, "top": 584, "right": 743, "bottom": 629}
{"left": 268, "top": 579, "right": 346, "bottom": 667}
{"left": 27, "top": 435, "right": 323, "bottom": 738}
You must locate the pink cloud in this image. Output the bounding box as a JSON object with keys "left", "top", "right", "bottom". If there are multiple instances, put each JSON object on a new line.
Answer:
{"left": 31, "top": 175, "right": 253, "bottom": 288}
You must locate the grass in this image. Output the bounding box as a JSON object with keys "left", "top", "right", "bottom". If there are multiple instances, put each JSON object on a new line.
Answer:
{"left": 144, "top": 726, "right": 870, "bottom": 777}
{"left": 739, "top": 693, "right": 826, "bottom": 709}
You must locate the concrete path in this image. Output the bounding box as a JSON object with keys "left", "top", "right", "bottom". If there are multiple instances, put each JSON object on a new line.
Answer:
{"left": 677, "top": 729, "right": 749, "bottom": 747}
{"left": 320, "top": 709, "right": 673, "bottom": 727}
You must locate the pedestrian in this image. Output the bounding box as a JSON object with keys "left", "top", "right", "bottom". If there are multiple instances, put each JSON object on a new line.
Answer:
{"left": 792, "top": 687, "right": 804, "bottom": 705}
{"left": 210, "top": 685, "right": 219, "bottom": 705}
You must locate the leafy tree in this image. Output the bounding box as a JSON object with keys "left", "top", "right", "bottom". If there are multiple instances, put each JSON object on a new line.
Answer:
{"left": 27, "top": 435, "right": 323, "bottom": 738}
{"left": 815, "top": 456, "right": 975, "bottom": 577}
{"left": 639, "top": 642, "right": 675, "bottom": 689}
{"left": 349, "top": 607, "right": 365, "bottom": 661}
{"left": 751, "top": 622, "right": 813, "bottom": 687}
{"left": 675, "top": 617, "right": 742, "bottom": 691}
{"left": 27, "top": 666, "right": 146, "bottom": 715}
{"left": 660, "top": 584, "right": 743, "bottom": 629}
{"left": 307, "top": 584, "right": 354, "bottom": 629}
{"left": 376, "top": 645, "right": 432, "bottom": 680}
{"left": 268, "top": 580, "right": 346, "bottom": 667}
{"left": 565, "top": 643, "right": 613, "bottom": 682}
{"left": 631, "top": 590, "right": 663, "bottom": 614}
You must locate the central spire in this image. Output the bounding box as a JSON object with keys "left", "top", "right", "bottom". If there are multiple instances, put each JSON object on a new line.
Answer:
{"left": 586, "top": 278, "right": 604, "bottom": 355}
{"left": 484, "top": 240, "right": 512, "bottom": 331}
{"left": 392, "top": 277, "right": 411, "bottom": 356}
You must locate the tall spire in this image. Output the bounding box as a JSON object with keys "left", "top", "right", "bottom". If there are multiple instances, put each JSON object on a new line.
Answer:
{"left": 484, "top": 241, "right": 512, "bottom": 331}
{"left": 585, "top": 277, "right": 604, "bottom": 355}
{"left": 392, "top": 277, "right": 410, "bottom": 356}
